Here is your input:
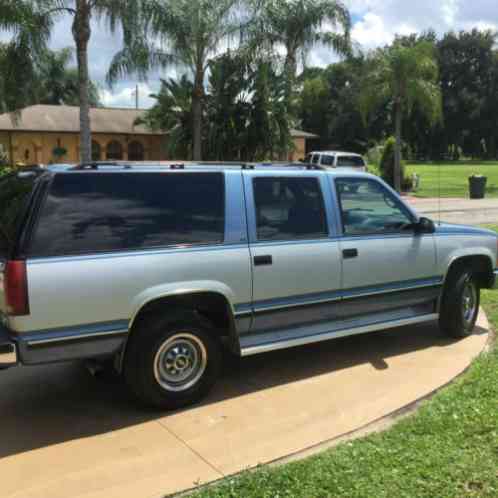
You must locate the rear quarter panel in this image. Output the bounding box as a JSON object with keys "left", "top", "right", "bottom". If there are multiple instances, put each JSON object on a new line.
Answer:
{"left": 10, "top": 246, "right": 252, "bottom": 333}
{"left": 9, "top": 170, "right": 252, "bottom": 335}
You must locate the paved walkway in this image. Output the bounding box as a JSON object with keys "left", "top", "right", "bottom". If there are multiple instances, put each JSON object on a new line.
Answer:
{"left": 0, "top": 313, "right": 489, "bottom": 498}
{"left": 405, "top": 196, "right": 498, "bottom": 225}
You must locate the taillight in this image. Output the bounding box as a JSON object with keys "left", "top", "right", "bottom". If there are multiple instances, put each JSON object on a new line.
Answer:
{"left": 4, "top": 260, "right": 29, "bottom": 316}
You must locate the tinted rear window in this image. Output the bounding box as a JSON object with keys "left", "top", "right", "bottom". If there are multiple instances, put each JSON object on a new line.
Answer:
{"left": 29, "top": 172, "right": 225, "bottom": 257}
{"left": 0, "top": 171, "right": 39, "bottom": 257}
{"left": 320, "top": 155, "right": 335, "bottom": 166}
{"left": 253, "top": 177, "right": 328, "bottom": 241}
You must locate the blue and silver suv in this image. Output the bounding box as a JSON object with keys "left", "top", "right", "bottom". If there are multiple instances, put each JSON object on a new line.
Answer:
{"left": 0, "top": 164, "right": 496, "bottom": 409}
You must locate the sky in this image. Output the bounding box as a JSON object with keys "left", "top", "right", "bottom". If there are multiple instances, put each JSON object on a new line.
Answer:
{"left": 4, "top": 0, "right": 498, "bottom": 109}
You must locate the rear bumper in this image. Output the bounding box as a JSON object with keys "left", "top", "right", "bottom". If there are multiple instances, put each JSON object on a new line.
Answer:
{"left": 0, "top": 323, "right": 18, "bottom": 369}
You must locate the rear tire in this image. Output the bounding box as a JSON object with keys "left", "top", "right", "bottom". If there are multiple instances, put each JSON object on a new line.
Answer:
{"left": 439, "top": 268, "right": 480, "bottom": 338}
{"left": 124, "top": 311, "right": 222, "bottom": 410}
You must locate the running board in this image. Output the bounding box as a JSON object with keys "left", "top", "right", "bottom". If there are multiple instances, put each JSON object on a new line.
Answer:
{"left": 240, "top": 313, "right": 439, "bottom": 357}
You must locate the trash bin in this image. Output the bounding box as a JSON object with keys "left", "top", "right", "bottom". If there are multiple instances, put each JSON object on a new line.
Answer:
{"left": 469, "top": 175, "right": 487, "bottom": 199}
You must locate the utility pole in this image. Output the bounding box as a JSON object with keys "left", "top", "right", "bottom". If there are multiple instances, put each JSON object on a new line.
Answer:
{"left": 133, "top": 84, "right": 139, "bottom": 109}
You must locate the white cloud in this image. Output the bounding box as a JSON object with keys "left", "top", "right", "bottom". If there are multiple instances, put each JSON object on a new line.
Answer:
{"left": 100, "top": 83, "right": 158, "bottom": 109}
{"left": 344, "top": 0, "right": 498, "bottom": 39}
{"left": 352, "top": 13, "right": 392, "bottom": 49}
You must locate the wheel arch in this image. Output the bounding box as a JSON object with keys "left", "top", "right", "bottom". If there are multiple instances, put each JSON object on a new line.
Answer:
{"left": 119, "top": 283, "right": 241, "bottom": 372}
{"left": 443, "top": 252, "right": 495, "bottom": 289}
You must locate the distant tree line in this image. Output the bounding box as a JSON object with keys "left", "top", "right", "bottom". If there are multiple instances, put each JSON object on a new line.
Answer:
{"left": 298, "top": 29, "right": 498, "bottom": 162}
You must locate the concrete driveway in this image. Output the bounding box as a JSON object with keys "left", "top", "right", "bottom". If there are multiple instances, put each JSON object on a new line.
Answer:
{"left": 405, "top": 196, "right": 498, "bottom": 225}
{"left": 0, "top": 314, "right": 489, "bottom": 498}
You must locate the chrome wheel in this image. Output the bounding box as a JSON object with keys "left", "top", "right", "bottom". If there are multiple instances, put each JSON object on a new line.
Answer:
{"left": 153, "top": 333, "right": 207, "bottom": 392}
{"left": 462, "top": 278, "right": 478, "bottom": 330}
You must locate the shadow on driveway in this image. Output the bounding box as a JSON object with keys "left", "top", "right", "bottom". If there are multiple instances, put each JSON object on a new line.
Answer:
{"left": 0, "top": 321, "right": 485, "bottom": 460}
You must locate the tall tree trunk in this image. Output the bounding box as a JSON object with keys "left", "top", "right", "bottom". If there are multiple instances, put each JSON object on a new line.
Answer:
{"left": 72, "top": 0, "right": 92, "bottom": 163}
{"left": 283, "top": 49, "right": 297, "bottom": 160}
{"left": 192, "top": 68, "right": 205, "bottom": 161}
{"left": 394, "top": 100, "right": 403, "bottom": 193}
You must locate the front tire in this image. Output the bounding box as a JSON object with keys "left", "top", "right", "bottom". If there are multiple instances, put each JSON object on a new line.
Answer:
{"left": 124, "top": 312, "right": 222, "bottom": 410}
{"left": 439, "top": 268, "right": 480, "bottom": 338}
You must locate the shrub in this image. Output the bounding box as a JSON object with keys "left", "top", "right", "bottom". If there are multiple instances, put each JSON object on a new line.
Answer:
{"left": 366, "top": 145, "right": 382, "bottom": 168}
{"left": 379, "top": 136, "right": 408, "bottom": 190}
{"left": 0, "top": 145, "right": 12, "bottom": 177}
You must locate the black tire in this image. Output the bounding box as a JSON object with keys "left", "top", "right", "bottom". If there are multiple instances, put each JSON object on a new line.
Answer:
{"left": 123, "top": 311, "right": 222, "bottom": 410}
{"left": 439, "top": 268, "right": 480, "bottom": 339}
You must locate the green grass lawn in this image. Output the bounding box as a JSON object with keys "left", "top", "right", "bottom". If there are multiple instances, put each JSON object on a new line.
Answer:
{"left": 189, "top": 228, "right": 498, "bottom": 498}
{"left": 406, "top": 161, "right": 498, "bottom": 198}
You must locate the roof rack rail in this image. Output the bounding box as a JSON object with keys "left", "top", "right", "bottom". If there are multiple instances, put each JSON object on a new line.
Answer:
{"left": 74, "top": 162, "right": 133, "bottom": 170}
{"left": 170, "top": 163, "right": 185, "bottom": 170}
{"left": 241, "top": 163, "right": 255, "bottom": 170}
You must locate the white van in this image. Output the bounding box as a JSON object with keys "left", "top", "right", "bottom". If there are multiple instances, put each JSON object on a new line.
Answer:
{"left": 305, "top": 151, "right": 367, "bottom": 171}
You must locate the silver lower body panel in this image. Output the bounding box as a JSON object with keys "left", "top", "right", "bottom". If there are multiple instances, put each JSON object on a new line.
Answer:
{"left": 240, "top": 308, "right": 439, "bottom": 357}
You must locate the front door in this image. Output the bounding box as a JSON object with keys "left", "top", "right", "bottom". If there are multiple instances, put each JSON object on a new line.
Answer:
{"left": 244, "top": 171, "right": 342, "bottom": 335}
{"left": 335, "top": 176, "right": 439, "bottom": 318}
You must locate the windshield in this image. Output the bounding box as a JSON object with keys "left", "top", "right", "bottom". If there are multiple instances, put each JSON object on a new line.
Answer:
{"left": 0, "top": 171, "right": 40, "bottom": 257}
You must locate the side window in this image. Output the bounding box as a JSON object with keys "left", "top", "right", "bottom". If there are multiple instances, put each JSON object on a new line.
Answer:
{"left": 312, "top": 154, "right": 320, "bottom": 165}
{"left": 336, "top": 156, "right": 366, "bottom": 168}
{"left": 321, "top": 155, "right": 335, "bottom": 166}
{"left": 253, "top": 177, "right": 328, "bottom": 241}
{"left": 29, "top": 173, "right": 225, "bottom": 257}
{"left": 336, "top": 178, "right": 414, "bottom": 236}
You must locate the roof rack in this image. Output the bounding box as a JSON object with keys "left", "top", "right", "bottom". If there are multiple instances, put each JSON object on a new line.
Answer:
{"left": 74, "top": 161, "right": 133, "bottom": 170}
{"left": 69, "top": 161, "right": 328, "bottom": 172}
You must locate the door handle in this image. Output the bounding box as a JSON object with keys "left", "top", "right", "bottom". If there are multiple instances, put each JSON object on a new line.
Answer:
{"left": 254, "top": 255, "right": 273, "bottom": 266}
{"left": 343, "top": 249, "right": 358, "bottom": 259}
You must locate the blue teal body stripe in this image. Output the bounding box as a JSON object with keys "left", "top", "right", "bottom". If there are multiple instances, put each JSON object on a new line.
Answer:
{"left": 17, "top": 320, "right": 129, "bottom": 346}
{"left": 234, "top": 276, "right": 443, "bottom": 316}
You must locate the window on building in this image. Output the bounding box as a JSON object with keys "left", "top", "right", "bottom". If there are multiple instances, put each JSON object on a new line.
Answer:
{"left": 29, "top": 172, "right": 226, "bottom": 257}
{"left": 92, "top": 141, "right": 101, "bottom": 161}
{"left": 128, "top": 141, "right": 145, "bottom": 161}
{"left": 106, "top": 140, "right": 123, "bottom": 160}
{"left": 253, "top": 177, "right": 328, "bottom": 241}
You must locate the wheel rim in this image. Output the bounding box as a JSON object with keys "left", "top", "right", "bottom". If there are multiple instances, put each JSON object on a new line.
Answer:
{"left": 462, "top": 278, "right": 478, "bottom": 330}
{"left": 154, "top": 333, "right": 207, "bottom": 392}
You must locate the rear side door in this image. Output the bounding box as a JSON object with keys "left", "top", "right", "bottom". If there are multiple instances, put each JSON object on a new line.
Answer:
{"left": 243, "top": 171, "right": 342, "bottom": 336}
{"left": 334, "top": 176, "right": 439, "bottom": 318}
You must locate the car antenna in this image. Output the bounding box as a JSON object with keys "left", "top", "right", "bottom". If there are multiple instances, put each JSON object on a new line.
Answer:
{"left": 438, "top": 159, "right": 442, "bottom": 226}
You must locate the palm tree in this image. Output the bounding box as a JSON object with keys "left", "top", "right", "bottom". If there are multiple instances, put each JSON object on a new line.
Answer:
{"left": 360, "top": 41, "right": 442, "bottom": 192}
{"left": 39, "top": 48, "right": 101, "bottom": 106}
{"left": 137, "top": 76, "right": 194, "bottom": 158}
{"left": 253, "top": 0, "right": 352, "bottom": 119}
{"left": 109, "top": 0, "right": 249, "bottom": 161}
{"left": 1, "top": 0, "right": 140, "bottom": 162}
{"left": 0, "top": 1, "right": 52, "bottom": 114}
